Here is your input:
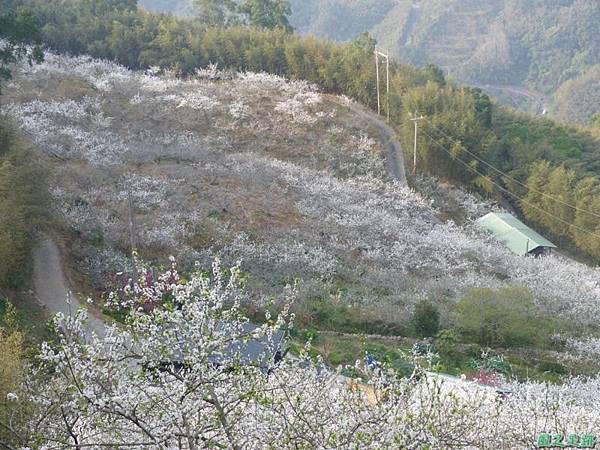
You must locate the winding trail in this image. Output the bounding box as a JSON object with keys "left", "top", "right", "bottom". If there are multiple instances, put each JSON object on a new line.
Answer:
{"left": 334, "top": 98, "right": 407, "bottom": 185}
{"left": 373, "top": 113, "right": 407, "bottom": 185}
{"left": 33, "top": 238, "right": 105, "bottom": 337}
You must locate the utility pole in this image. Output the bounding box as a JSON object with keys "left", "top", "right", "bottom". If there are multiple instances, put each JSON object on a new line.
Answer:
{"left": 410, "top": 114, "right": 425, "bottom": 175}
{"left": 386, "top": 48, "right": 390, "bottom": 124}
{"left": 127, "top": 188, "right": 139, "bottom": 282}
{"left": 374, "top": 48, "right": 390, "bottom": 123}
{"left": 127, "top": 189, "right": 136, "bottom": 255}
{"left": 375, "top": 51, "right": 380, "bottom": 116}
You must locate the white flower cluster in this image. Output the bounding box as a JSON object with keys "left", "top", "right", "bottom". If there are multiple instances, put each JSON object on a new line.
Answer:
{"left": 275, "top": 92, "right": 323, "bottom": 124}
{"left": 336, "top": 133, "right": 385, "bottom": 179}
{"left": 228, "top": 100, "right": 250, "bottom": 120}
{"left": 19, "top": 52, "right": 132, "bottom": 92}
{"left": 6, "top": 96, "right": 126, "bottom": 165}
{"left": 194, "top": 62, "right": 221, "bottom": 80}
{"left": 174, "top": 92, "right": 221, "bottom": 111}
{"left": 116, "top": 173, "right": 171, "bottom": 211}
{"left": 215, "top": 233, "right": 338, "bottom": 280}
{"left": 415, "top": 174, "right": 503, "bottom": 221}
{"left": 139, "top": 74, "right": 183, "bottom": 93}
{"left": 564, "top": 337, "right": 600, "bottom": 360}
{"left": 238, "top": 71, "right": 317, "bottom": 95}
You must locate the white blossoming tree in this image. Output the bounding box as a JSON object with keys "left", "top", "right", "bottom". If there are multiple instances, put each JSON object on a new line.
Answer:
{"left": 4, "top": 259, "right": 600, "bottom": 449}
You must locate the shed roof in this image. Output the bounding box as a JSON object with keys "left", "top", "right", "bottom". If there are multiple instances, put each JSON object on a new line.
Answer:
{"left": 476, "top": 212, "right": 557, "bottom": 256}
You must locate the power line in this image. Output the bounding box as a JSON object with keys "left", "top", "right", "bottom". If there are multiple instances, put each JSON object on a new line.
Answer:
{"left": 422, "top": 118, "right": 600, "bottom": 221}
{"left": 368, "top": 45, "right": 600, "bottom": 230}
{"left": 420, "top": 129, "right": 600, "bottom": 241}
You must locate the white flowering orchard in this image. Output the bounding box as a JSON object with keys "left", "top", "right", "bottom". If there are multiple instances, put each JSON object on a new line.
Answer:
{"left": 5, "top": 261, "right": 600, "bottom": 449}
{"left": 4, "top": 50, "right": 600, "bottom": 448}
{"left": 6, "top": 51, "right": 600, "bottom": 327}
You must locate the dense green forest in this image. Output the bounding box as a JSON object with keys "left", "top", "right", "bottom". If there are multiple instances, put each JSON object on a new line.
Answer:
{"left": 0, "top": 7, "right": 47, "bottom": 289}
{"left": 3, "top": 0, "right": 600, "bottom": 261}
{"left": 0, "top": 121, "right": 48, "bottom": 288}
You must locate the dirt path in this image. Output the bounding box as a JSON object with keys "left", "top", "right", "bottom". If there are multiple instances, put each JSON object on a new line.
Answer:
{"left": 374, "top": 113, "right": 407, "bottom": 185}
{"left": 33, "top": 238, "right": 105, "bottom": 337}
{"left": 334, "top": 98, "right": 407, "bottom": 185}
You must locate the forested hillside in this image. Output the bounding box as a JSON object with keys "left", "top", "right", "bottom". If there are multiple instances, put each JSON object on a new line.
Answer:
{"left": 140, "top": 0, "right": 600, "bottom": 124}
{"left": 289, "top": 0, "right": 600, "bottom": 125}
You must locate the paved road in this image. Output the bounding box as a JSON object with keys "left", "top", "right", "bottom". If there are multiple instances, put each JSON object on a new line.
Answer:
{"left": 333, "top": 98, "right": 407, "bottom": 185}
{"left": 33, "top": 238, "right": 105, "bottom": 337}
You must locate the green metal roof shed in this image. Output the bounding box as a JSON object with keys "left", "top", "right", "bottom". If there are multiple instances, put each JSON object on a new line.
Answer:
{"left": 476, "top": 212, "right": 557, "bottom": 256}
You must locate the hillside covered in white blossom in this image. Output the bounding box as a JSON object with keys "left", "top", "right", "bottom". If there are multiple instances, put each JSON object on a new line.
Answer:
{"left": 3, "top": 0, "right": 600, "bottom": 445}
{"left": 5, "top": 52, "right": 600, "bottom": 333}
{"left": 5, "top": 50, "right": 600, "bottom": 449}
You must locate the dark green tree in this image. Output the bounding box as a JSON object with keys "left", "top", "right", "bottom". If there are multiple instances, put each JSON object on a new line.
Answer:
{"left": 455, "top": 287, "right": 541, "bottom": 348}
{"left": 0, "top": 7, "right": 43, "bottom": 92}
{"left": 521, "top": 161, "right": 552, "bottom": 227}
{"left": 571, "top": 177, "right": 600, "bottom": 257}
{"left": 411, "top": 300, "right": 440, "bottom": 338}
{"left": 543, "top": 165, "right": 576, "bottom": 239}
{"left": 466, "top": 87, "right": 493, "bottom": 128}
{"left": 423, "top": 63, "right": 446, "bottom": 86}
{"left": 194, "top": 0, "right": 239, "bottom": 27}
{"left": 240, "top": 0, "right": 293, "bottom": 31}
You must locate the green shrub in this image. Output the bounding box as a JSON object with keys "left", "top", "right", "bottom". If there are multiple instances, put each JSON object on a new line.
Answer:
{"left": 470, "top": 352, "right": 512, "bottom": 376}
{"left": 328, "top": 341, "right": 356, "bottom": 366}
{"left": 295, "top": 297, "right": 406, "bottom": 335}
{"left": 411, "top": 300, "right": 440, "bottom": 338}
{"left": 436, "top": 329, "right": 458, "bottom": 356}
{"left": 455, "top": 287, "right": 544, "bottom": 348}
{"left": 536, "top": 360, "right": 567, "bottom": 376}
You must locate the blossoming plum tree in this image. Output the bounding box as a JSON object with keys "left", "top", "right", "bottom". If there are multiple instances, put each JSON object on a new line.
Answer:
{"left": 6, "top": 260, "right": 600, "bottom": 449}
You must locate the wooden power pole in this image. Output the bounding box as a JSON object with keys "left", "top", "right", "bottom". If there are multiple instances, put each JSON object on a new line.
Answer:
{"left": 374, "top": 48, "right": 390, "bottom": 123}
{"left": 127, "top": 189, "right": 136, "bottom": 255}
{"left": 410, "top": 114, "right": 425, "bottom": 175}
{"left": 127, "top": 188, "right": 140, "bottom": 282}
